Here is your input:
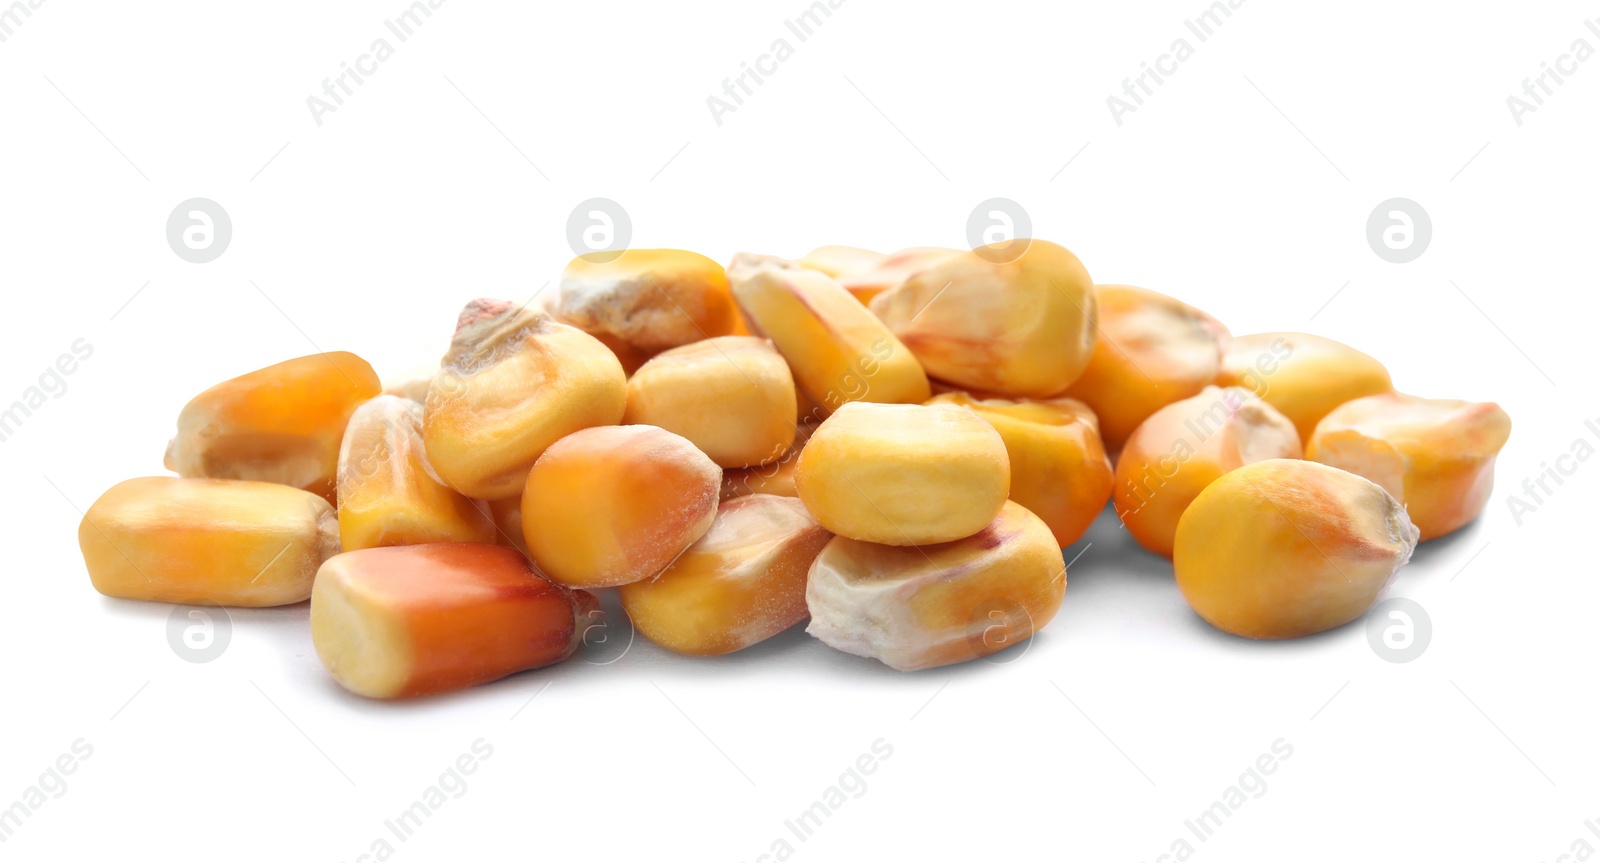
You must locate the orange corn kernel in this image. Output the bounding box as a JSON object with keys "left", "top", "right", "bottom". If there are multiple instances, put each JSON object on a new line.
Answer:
{"left": 868, "top": 240, "right": 1098, "bottom": 397}
{"left": 832, "top": 246, "right": 959, "bottom": 305}
{"left": 1307, "top": 392, "right": 1512, "bottom": 541}
{"left": 1113, "top": 386, "right": 1301, "bottom": 558}
{"left": 555, "top": 249, "right": 738, "bottom": 354}
{"left": 623, "top": 336, "right": 797, "bottom": 468}
{"left": 521, "top": 425, "right": 721, "bottom": 588}
{"left": 164, "top": 352, "right": 381, "bottom": 503}
{"left": 806, "top": 500, "right": 1065, "bottom": 671}
{"left": 720, "top": 424, "right": 813, "bottom": 502}
{"left": 1216, "top": 332, "right": 1393, "bottom": 442}
{"left": 1174, "top": 460, "right": 1419, "bottom": 639}
{"left": 795, "top": 402, "right": 1009, "bottom": 546}
{"left": 311, "top": 543, "right": 591, "bottom": 698}
{"left": 926, "top": 392, "right": 1112, "bottom": 548}
{"left": 486, "top": 496, "right": 529, "bottom": 557}
{"left": 619, "top": 495, "right": 832, "bottom": 656}
{"left": 423, "top": 300, "right": 626, "bottom": 500}
{"left": 1061, "top": 285, "right": 1229, "bottom": 451}
{"left": 81, "top": 477, "right": 338, "bottom": 606}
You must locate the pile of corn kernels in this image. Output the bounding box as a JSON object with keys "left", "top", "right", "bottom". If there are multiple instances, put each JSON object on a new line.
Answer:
{"left": 78, "top": 241, "right": 1512, "bottom": 697}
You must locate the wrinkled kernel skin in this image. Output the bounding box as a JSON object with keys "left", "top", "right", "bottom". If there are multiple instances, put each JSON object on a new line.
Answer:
{"left": 1174, "top": 460, "right": 1419, "bottom": 640}
{"left": 869, "top": 240, "right": 1097, "bottom": 397}
{"left": 796, "top": 402, "right": 1010, "bottom": 546}
{"left": 1308, "top": 392, "right": 1512, "bottom": 541}
{"left": 1114, "top": 386, "right": 1302, "bottom": 558}
{"left": 521, "top": 425, "right": 722, "bottom": 588}
{"left": 555, "top": 249, "right": 739, "bottom": 354}
{"left": 423, "top": 302, "right": 626, "bottom": 500}
{"left": 166, "top": 352, "right": 381, "bottom": 504}
{"left": 310, "top": 543, "right": 589, "bottom": 699}
{"left": 1216, "top": 332, "right": 1393, "bottom": 442}
{"left": 619, "top": 495, "right": 832, "bottom": 656}
{"left": 806, "top": 501, "right": 1065, "bottom": 671}
{"left": 624, "top": 336, "right": 797, "bottom": 469}
{"left": 337, "top": 396, "right": 495, "bottom": 551}
{"left": 80, "top": 477, "right": 339, "bottom": 606}
{"left": 1062, "top": 285, "right": 1229, "bottom": 451}
{"left": 731, "top": 264, "right": 930, "bottom": 416}
{"left": 926, "top": 392, "right": 1112, "bottom": 548}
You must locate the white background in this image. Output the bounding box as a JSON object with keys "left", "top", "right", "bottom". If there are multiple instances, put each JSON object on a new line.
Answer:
{"left": 1, "top": 0, "right": 1596, "bottom": 860}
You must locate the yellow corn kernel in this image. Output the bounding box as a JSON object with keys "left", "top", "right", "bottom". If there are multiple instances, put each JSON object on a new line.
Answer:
{"left": 720, "top": 424, "right": 813, "bottom": 502}
{"left": 869, "top": 240, "right": 1098, "bottom": 397}
{"left": 926, "top": 392, "right": 1112, "bottom": 548}
{"left": 798, "top": 245, "right": 888, "bottom": 279}
{"left": 732, "top": 263, "right": 930, "bottom": 415}
{"left": 555, "top": 249, "right": 738, "bottom": 354}
{"left": 1216, "top": 332, "right": 1393, "bottom": 442}
{"left": 522, "top": 425, "right": 721, "bottom": 588}
{"left": 423, "top": 300, "right": 626, "bottom": 500}
{"left": 1061, "top": 285, "right": 1229, "bottom": 451}
{"left": 619, "top": 495, "right": 832, "bottom": 656}
{"left": 1114, "top": 386, "right": 1301, "bottom": 558}
{"left": 164, "top": 352, "right": 381, "bottom": 503}
{"left": 1174, "top": 459, "right": 1419, "bottom": 639}
{"left": 806, "top": 500, "right": 1065, "bottom": 671}
{"left": 486, "top": 496, "right": 529, "bottom": 557}
{"left": 795, "top": 402, "right": 1009, "bottom": 546}
{"left": 311, "top": 543, "right": 592, "bottom": 698}
{"left": 1307, "top": 392, "right": 1511, "bottom": 541}
{"left": 80, "top": 477, "right": 338, "bottom": 606}
{"left": 336, "top": 395, "right": 494, "bottom": 551}
{"left": 833, "top": 246, "right": 959, "bottom": 304}
{"left": 623, "top": 336, "right": 797, "bottom": 468}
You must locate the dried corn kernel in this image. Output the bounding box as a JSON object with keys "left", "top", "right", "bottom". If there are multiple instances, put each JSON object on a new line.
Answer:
{"left": 795, "top": 402, "right": 1009, "bottom": 546}
{"left": 521, "top": 425, "right": 721, "bottom": 588}
{"left": 1174, "top": 459, "right": 1419, "bottom": 639}
{"left": 798, "top": 245, "right": 888, "bottom": 279}
{"left": 619, "top": 495, "right": 832, "bottom": 656}
{"left": 833, "top": 246, "right": 959, "bottom": 304}
{"left": 1307, "top": 392, "right": 1511, "bottom": 541}
{"left": 1061, "top": 285, "right": 1229, "bottom": 451}
{"left": 926, "top": 392, "right": 1112, "bottom": 548}
{"left": 1216, "top": 332, "right": 1392, "bottom": 442}
{"left": 311, "top": 543, "right": 591, "bottom": 698}
{"left": 624, "top": 336, "right": 797, "bottom": 468}
{"left": 1114, "top": 386, "right": 1301, "bottom": 558}
{"left": 336, "top": 395, "right": 494, "bottom": 551}
{"left": 806, "top": 500, "right": 1065, "bottom": 671}
{"left": 164, "top": 352, "right": 381, "bottom": 503}
{"left": 555, "top": 249, "right": 738, "bottom": 354}
{"left": 720, "top": 424, "right": 812, "bottom": 501}
{"left": 486, "top": 496, "right": 529, "bottom": 557}
{"left": 80, "top": 477, "right": 338, "bottom": 606}
{"left": 732, "top": 263, "right": 930, "bottom": 415}
{"left": 423, "top": 300, "right": 626, "bottom": 500}
{"left": 869, "top": 240, "right": 1097, "bottom": 397}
